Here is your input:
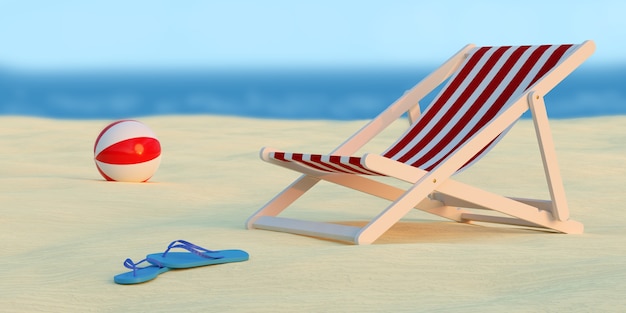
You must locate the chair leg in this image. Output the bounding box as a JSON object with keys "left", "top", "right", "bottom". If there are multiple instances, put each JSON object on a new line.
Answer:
{"left": 356, "top": 178, "right": 440, "bottom": 244}
{"left": 528, "top": 92, "right": 570, "bottom": 221}
{"left": 246, "top": 175, "right": 320, "bottom": 229}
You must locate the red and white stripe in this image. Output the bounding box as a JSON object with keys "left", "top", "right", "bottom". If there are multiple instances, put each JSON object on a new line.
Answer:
{"left": 271, "top": 152, "right": 382, "bottom": 175}
{"left": 94, "top": 120, "right": 161, "bottom": 182}
{"left": 269, "top": 44, "right": 579, "bottom": 176}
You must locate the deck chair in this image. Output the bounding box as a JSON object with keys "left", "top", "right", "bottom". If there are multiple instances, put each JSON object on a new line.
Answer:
{"left": 246, "top": 40, "right": 595, "bottom": 245}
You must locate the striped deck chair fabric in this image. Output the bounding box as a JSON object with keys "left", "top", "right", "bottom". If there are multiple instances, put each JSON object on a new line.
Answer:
{"left": 268, "top": 44, "right": 579, "bottom": 175}
{"left": 248, "top": 41, "right": 594, "bottom": 244}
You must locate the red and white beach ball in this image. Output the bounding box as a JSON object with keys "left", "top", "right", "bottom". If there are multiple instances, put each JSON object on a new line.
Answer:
{"left": 94, "top": 120, "right": 161, "bottom": 182}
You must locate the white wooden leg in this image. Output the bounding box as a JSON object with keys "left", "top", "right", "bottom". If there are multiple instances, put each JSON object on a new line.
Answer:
{"left": 529, "top": 92, "right": 570, "bottom": 221}
{"left": 246, "top": 175, "right": 320, "bottom": 229}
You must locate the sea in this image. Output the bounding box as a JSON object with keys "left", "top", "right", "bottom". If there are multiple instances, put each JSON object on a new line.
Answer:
{"left": 0, "top": 65, "right": 624, "bottom": 120}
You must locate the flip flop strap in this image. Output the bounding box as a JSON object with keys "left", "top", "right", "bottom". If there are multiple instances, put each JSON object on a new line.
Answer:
{"left": 161, "top": 240, "right": 224, "bottom": 260}
{"left": 123, "top": 257, "right": 165, "bottom": 277}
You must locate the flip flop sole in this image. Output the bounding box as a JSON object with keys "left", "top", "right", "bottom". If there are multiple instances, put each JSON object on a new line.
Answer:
{"left": 146, "top": 250, "right": 249, "bottom": 269}
{"left": 114, "top": 265, "right": 171, "bottom": 285}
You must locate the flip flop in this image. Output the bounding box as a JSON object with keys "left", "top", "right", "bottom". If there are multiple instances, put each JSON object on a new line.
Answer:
{"left": 146, "top": 240, "right": 249, "bottom": 269}
{"left": 113, "top": 258, "right": 171, "bottom": 285}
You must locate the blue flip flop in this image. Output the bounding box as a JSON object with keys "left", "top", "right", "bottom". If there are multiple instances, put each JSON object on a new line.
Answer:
{"left": 113, "top": 258, "right": 171, "bottom": 285}
{"left": 146, "top": 240, "right": 249, "bottom": 269}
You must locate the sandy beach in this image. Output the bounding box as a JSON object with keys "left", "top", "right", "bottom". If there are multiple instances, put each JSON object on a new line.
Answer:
{"left": 1, "top": 114, "right": 625, "bottom": 312}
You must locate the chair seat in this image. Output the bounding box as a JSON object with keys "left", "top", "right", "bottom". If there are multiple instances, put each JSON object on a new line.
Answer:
{"left": 269, "top": 151, "right": 384, "bottom": 176}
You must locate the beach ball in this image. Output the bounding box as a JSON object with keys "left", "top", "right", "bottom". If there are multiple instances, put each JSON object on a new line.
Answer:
{"left": 94, "top": 120, "right": 161, "bottom": 182}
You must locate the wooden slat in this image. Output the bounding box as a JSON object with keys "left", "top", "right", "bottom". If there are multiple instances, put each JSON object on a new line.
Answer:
{"left": 252, "top": 216, "right": 362, "bottom": 243}
{"left": 432, "top": 193, "right": 554, "bottom": 213}
{"left": 460, "top": 213, "right": 546, "bottom": 229}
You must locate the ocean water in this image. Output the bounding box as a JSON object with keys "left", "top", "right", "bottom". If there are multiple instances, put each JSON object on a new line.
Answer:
{"left": 0, "top": 65, "right": 624, "bottom": 120}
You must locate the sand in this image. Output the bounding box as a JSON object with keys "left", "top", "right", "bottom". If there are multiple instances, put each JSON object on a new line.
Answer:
{"left": 1, "top": 115, "right": 625, "bottom": 312}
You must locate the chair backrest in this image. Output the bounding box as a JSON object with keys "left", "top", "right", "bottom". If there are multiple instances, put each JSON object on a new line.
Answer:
{"left": 383, "top": 44, "right": 580, "bottom": 173}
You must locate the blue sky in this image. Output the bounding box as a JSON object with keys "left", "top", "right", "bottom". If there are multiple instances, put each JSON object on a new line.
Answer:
{"left": 0, "top": 0, "right": 623, "bottom": 70}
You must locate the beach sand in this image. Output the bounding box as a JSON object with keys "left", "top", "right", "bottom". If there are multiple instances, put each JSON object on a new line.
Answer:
{"left": 1, "top": 115, "right": 625, "bottom": 312}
